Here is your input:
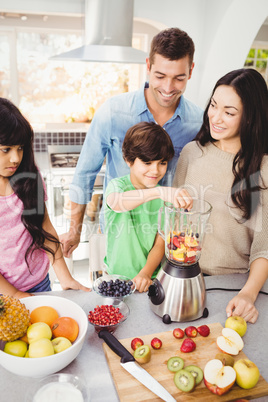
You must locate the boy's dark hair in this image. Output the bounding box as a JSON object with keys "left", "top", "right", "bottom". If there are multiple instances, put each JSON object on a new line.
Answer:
{"left": 149, "top": 27, "right": 195, "bottom": 67}
{"left": 122, "top": 122, "right": 174, "bottom": 164}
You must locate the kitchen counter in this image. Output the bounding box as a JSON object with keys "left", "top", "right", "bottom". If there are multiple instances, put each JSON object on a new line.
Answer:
{"left": 1, "top": 273, "right": 267, "bottom": 402}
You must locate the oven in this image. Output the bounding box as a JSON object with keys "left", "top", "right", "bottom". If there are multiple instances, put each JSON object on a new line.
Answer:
{"left": 46, "top": 145, "right": 105, "bottom": 262}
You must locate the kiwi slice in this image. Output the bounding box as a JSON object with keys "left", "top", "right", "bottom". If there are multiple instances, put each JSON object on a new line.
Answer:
{"left": 133, "top": 345, "right": 151, "bottom": 364}
{"left": 174, "top": 369, "right": 195, "bottom": 392}
{"left": 184, "top": 365, "right": 203, "bottom": 385}
{"left": 215, "top": 352, "right": 235, "bottom": 367}
{"left": 167, "top": 356, "right": 184, "bottom": 372}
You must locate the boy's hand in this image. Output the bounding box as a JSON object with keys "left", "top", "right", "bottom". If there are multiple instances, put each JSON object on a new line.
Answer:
{"left": 132, "top": 273, "right": 152, "bottom": 293}
{"left": 159, "top": 187, "right": 193, "bottom": 209}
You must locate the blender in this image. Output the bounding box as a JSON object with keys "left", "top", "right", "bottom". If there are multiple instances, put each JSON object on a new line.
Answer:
{"left": 148, "top": 199, "right": 212, "bottom": 323}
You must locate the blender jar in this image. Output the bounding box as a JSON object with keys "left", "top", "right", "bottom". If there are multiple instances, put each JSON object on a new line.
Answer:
{"left": 159, "top": 199, "right": 212, "bottom": 267}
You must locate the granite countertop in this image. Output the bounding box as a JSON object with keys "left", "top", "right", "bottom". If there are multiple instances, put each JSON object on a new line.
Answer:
{"left": 1, "top": 273, "right": 267, "bottom": 401}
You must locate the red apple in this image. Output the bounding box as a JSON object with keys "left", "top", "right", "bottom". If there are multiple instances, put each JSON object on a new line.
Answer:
{"left": 131, "top": 337, "right": 144, "bottom": 351}
{"left": 197, "top": 324, "right": 210, "bottom": 337}
{"left": 151, "top": 337, "right": 162, "bottom": 349}
{"left": 204, "top": 359, "right": 236, "bottom": 395}
{"left": 185, "top": 326, "right": 197, "bottom": 337}
{"left": 173, "top": 328, "right": 184, "bottom": 339}
{"left": 180, "top": 338, "right": 196, "bottom": 353}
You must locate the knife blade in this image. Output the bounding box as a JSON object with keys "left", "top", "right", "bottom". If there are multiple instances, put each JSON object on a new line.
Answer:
{"left": 98, "top": 330, "right": 176, "bottom": 402}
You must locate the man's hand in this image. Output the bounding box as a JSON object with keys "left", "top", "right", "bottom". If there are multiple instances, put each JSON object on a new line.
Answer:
{"left": 59, "top": 231, "right": 81, "bottom": 258}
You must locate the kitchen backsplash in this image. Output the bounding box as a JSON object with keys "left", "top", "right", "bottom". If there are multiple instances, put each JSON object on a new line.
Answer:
{"left": 34, "top": 131, "right": 87, "bottom": 152}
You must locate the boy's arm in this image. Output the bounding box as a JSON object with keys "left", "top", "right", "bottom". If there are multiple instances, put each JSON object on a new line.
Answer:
{"left": 107, "top": 187, "right": 192, "bottom": 212}
{"left": 133, "top": 234, "right": 165, "bottom": 293}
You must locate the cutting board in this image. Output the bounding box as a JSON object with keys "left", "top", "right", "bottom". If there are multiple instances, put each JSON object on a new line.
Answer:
{"left": 102, "top": 323, "right": 268, "bottom": 402}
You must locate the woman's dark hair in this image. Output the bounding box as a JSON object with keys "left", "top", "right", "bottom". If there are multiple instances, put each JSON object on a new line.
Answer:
{"left": 195, "top": 68, "right": 268, "bottom": 221}
{"left": 122, "top": 121, "right": 174, "bottom": 164}
{"left": 149, "top": 27, "right": 195, "bottom": 67}
{"left": 0, "top": 97, "right": 59, "bottom": 269}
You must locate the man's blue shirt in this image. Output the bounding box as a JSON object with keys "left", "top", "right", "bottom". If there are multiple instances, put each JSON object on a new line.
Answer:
{"left": 69, "top": 82, "right": 203, "bottom": 206}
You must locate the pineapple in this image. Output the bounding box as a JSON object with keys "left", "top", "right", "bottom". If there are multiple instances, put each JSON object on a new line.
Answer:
{"left": 0, "top": 295, "right": 30, "bottom": 341}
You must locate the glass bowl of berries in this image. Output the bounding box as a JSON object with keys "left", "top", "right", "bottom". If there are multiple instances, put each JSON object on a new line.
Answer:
{"left": 87, "top": 298, "right": 130, "bottom": 334}
{"left": 93, "top": 275, "right": 136, "bottom": 299}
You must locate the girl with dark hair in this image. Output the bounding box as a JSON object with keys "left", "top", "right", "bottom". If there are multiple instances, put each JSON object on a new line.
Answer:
{"left": 173, "top": 68, "right": 268, "bottom": 323}
{"left": 0, "top": 98, "right": 90, "bottom": 298}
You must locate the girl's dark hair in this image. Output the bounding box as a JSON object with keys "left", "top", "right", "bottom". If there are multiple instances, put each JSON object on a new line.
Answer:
{"left": 0, "top": 97, "right": 59, "bottom": 269}
{"left": 149, "top": 27, "right": 195, "bottom": 67}
{"left": 122, "top": 121, "right": 174, "bottom": 164}
{"left": 195, "top": 68, "right": 268, "bottom": 221}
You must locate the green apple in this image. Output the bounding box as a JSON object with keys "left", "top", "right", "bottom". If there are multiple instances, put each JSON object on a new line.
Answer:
{"left": 225, "top": 316, "right": 247, "bottom": 337}
{"left": 51, "top": 337, "right": 72, "bottom": 353}
{"left": 233, "top": 359, "right": 260, "bottom": 389}
{"left": 27, "top": 322, "right": 52, "bottom": 344}
{"left": 4, "top": 340, "right": 28, "bottom": 357}
{"left": 28, "top": 338, "right": 54, "bottom": 358}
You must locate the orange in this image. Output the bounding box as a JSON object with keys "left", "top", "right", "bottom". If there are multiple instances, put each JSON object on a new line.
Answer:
{"left": 51, "top": 317, "right": 79, "bottom": 343}
{"left": 30, "top": 306, "right": 59, "bottom": 327}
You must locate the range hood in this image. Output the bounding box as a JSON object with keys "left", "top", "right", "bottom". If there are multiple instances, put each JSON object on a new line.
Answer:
{"left": 50, "top": 0, "right": 147, "bottom": 64}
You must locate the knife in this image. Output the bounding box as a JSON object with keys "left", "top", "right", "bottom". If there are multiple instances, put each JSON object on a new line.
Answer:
{"left": 98, "top": 330, "right": 176, "bottom": 402}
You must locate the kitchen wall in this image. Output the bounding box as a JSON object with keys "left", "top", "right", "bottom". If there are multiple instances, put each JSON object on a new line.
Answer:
{"left": 1, "top": 0, "right": 268, "bottom": 108}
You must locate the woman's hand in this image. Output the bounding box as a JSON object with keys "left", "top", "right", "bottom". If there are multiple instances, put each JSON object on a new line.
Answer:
{"left": 132, "top": 273, "right": 152, "bottom": 293}
{"left": 226, "top": 291, "right": 258, "bottom": 323}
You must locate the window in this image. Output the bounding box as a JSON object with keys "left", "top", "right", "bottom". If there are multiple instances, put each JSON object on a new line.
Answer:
{"left": 0, "top": 22, "right": 145, "bottom": 126}
{"left": 244, "top": 45, "right": 268, "bottom": 84}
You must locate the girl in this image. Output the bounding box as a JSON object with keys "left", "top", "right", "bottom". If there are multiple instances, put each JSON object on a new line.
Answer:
{"left": 173, "top": 68, "right": 268, "bottom": 323}
{"left": 0, "top": 98, "right": 90, "bottom": 298}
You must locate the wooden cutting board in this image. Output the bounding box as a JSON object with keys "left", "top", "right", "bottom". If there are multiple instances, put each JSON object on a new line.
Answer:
{"left": 102, "top": 323, "right": 268, "bottom": 402}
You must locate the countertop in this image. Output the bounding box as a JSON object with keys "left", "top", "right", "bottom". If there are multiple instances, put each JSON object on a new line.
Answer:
{"left": 1, "top": 273, "right": 267, "bottom": 402}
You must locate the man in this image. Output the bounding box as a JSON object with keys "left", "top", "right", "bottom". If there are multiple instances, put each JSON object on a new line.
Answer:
{"left": 60, "top": 27, "right": 203, "bottom": 257}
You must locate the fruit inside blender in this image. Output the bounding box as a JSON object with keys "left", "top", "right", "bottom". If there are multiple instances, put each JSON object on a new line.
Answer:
{"left": 166, "top": 231, "right": 201, "bottom": 265}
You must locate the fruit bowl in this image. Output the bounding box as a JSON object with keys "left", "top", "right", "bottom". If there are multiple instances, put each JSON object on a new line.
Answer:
{"left": 0, "top": 295, "right": 88, "bottom": 378}
{"left": 93, "top": 274, "right": 136, "bottom": 299}
{"left": 87, "top": 298, "right": 130, "bottom": 334}
{"left": 24, "top": 373, "right": 90, "bottom": 401}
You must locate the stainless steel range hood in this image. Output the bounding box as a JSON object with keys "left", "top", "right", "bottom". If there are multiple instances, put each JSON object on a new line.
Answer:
{"left": 50, "top": 0, "right": 147, "bottom": 64}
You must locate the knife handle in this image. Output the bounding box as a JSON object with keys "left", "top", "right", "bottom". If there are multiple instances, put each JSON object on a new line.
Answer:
{"left": 98, "top": 330, "right": 135, "bottom": 363}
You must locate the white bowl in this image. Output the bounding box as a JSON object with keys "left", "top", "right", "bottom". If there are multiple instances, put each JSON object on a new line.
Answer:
{"left": 0, "top": 295, "right": 88, "bottom": 378}
{"left": 25, "top": 373, "right": 90, "bottom": 401}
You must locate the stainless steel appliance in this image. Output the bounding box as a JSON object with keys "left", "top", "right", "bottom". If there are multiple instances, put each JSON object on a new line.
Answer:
{"left": 46, "top": 145, "right": 105, "bottom": 260}
{"left": 148, "top": 199, "right": 212, "bottom": 323}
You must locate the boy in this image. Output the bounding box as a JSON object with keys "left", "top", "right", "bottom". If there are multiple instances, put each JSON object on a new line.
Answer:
{"left": 104, "top": 122, "right": 192, "bottom": 292}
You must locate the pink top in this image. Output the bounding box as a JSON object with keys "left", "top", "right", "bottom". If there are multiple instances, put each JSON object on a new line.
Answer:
{"left": 0, "top": 190, "right": 50, "bottom": 292}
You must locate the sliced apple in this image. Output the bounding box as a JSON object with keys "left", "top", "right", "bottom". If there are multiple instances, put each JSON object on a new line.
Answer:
{"left": 216, "top": 327, "right": 244, "bottom": 355}
{"left": 204, "top": 359, "right": 236, "bottom": 395}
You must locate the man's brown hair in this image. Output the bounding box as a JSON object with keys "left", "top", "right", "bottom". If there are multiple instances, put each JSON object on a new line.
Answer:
{"left": 122, "top": 121, "right": 174, "bottom": 165}
{"left": 149, "top": 27, "right": 195, "bottom": 67}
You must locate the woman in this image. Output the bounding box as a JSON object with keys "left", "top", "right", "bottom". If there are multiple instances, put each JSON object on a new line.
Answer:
{"left": 173, "top": 68, "right": 268, "bottom": 323}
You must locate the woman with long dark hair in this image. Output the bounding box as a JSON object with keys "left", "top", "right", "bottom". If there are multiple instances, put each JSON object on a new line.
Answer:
{"left": 0, "top": 98, "right": 90, "bottom": 297}
{"left": 173, "top": 68, "right": 268, "bottom": 323}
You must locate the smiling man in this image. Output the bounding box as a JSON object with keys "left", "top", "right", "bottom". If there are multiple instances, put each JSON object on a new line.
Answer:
{"left": 60, "top": 27, "right": 203, "bottom": 257}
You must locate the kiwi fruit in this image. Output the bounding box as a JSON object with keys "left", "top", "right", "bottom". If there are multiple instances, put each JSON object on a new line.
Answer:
{"left": 167, "top": 356, "right": 184, "bottom": 372}
{"left": 184, "top": 365, "right": 203, "bottom": 385}
{"left": 174, "top": 369, "right": 195, "bottom": 392}
{"left": 133, "top": 345, "right": 151, "bottom": 364}
{"left": 215, "top": 352, "right": 235, "bottom": 367}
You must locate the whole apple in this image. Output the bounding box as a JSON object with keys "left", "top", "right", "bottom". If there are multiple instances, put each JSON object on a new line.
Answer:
{"left": 52, "top": 337, "right": 72, "bottom": 353}
{"left": 28, "top": 338, "right": 54, "bottom": 358}
{"left": 233, "top": 359, "right": 260, "bottom": 389}
{"left": 27, "top": 322, "right": 52, "bottom": 344}
{"left": 225, "top": 316, "right": 247, "bottom": 337}
{"left": 4, "top": 340, "right": 28, "bottom": 357}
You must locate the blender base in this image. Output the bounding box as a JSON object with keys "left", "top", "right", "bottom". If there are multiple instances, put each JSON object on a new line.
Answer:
{"left": 148, "top": 260, "right": 208, "bottom": 323}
